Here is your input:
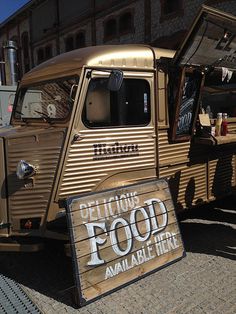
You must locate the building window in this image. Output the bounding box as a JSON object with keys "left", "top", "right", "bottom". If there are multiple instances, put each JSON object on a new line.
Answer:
{"left": 21, "top": 32, "right": 30, "bottom": 73}
{"left": 75, "top": 32, "right": 85, "bottom": 49}
{"left": 163, "top": 0, "right": 181, "bottom": 15}
{"left": 104, "top": 18, "right": 117, "bottom": 41}
{"left": 37, "top": 48, "right": 44, "bottom": 64}
{"left": 65, "top": 36, "right": 74, "bottom": 52}
{"left": 160, "top": 0, "right": 183, "bottom": 22}
{"left": 119, "top": 12, "right": 133, "bottom": 35}
{"left": 36, "top": 45, "right": 53, "bottom": 65}
{"left": 21, "top": 32, "right": 29, "bottom": 59}
{"left": 45, "top": 45, "right": 52, "bottom": 60}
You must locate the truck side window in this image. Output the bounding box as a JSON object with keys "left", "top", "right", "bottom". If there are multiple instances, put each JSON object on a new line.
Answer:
{"left": 83, "top": 78, "right": 150, "bottom": 127}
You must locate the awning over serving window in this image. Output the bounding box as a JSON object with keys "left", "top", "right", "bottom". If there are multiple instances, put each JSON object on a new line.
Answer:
{"left": 173, "top": 5, "right": 236, "bottom": 70}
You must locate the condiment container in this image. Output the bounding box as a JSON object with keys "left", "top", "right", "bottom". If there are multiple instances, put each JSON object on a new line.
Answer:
{"left": 215, "top": 113, "right": 222, "bottom": 136}
{"left": 221, "top": 113, "right": 228, "bottom": 136}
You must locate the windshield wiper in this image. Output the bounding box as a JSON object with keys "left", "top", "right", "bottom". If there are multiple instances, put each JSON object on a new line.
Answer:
{"left": 14, "top": 110, "right": 29, "bottom": 124}
{"left": 15, "top": 110, "right": 24, "bottom": 116}
{"left": 34, "top": 110, "right": 53, "bottom": 123}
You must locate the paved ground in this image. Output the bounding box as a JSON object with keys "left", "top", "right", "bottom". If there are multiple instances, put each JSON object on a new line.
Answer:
{"left": 0, "top": 196, "right": 235, "bottom": 314}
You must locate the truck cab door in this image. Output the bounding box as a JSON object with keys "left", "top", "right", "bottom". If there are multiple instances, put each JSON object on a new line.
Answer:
{"left": 56, "top": 70, "right": 157, "bottom": 198}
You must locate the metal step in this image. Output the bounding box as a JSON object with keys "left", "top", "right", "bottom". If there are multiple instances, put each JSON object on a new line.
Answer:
{"left": 0, "top": 274, "right": 41, "bottom": 314}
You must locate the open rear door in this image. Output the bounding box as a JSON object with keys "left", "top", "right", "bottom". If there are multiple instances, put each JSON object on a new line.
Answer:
{"left": 169, "top": 5, "right": 236, "bottom": 142}
{"left": 173, "top": 5, "right": 236, "bottom": 69}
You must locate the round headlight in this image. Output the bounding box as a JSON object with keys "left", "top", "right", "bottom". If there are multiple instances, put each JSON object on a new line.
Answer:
{"left": 16, "top": 160, "right": 36, "bottom": 180}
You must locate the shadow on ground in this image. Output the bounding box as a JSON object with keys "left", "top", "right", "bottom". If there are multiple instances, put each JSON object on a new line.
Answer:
{"left": 0, "top": 240, "right": 75, "bottom": 307}
{"left": 0, "top": 196, "right": 235, "bottom": 307}
{"left": 179, "top": 195, "right": 236, "bottom": 261}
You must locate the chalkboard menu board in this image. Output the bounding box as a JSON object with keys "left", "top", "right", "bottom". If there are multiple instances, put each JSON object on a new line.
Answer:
{"left": 171, "top": 68, "right": 203, "bottom": 141}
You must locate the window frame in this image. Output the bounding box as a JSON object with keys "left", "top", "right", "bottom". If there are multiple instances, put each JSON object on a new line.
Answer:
{"left": 37, "top": 48, "right": 45, "bottom": 64}
{"left": 82, "top": 74, "right": 152, "bottom": 129}
{"left": 104, "top": 17, "right": 117, "bottom": 42}
{"left": 169, "top": 67, "right": 204, "bottom": 142}
{"left": 12, "top": 75, "right": 80, "bottom": 124}
{"left": 65, "top": 35, "right": 74, "bottom": 52}
{"left": 45, "top": 45, "right": 52, "bottom": 60}
{"left": 119, "top": 10, "right": 134, "bottom": 36}
{"left": 75, "top": 31, "right": 86, "bottom": 49}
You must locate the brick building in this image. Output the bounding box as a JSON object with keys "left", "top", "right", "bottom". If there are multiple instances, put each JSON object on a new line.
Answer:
{"left": 0, "top": 0, "right": 236, "bottom": 81}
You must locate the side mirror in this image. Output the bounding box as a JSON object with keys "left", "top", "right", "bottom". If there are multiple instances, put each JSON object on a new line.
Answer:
{"left": 107, "top": 70, "right": 123, "bottom": 91}
{"left": 69, "top": 84, "right": 78, "bottom": 101}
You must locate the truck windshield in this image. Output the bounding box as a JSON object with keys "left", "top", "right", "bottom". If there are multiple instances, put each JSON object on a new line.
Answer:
{"left": 14, "top": 77, "right": 78, "bottom": 121}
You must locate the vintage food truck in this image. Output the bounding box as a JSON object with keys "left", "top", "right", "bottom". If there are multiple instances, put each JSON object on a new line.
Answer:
{"left": 0, "top": 5, "right": 236, "bottom": 251}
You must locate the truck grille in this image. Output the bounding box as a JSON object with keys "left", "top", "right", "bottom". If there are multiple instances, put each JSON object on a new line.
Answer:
{"left": 6, "top": 129, "right": 65, "bottom": 231}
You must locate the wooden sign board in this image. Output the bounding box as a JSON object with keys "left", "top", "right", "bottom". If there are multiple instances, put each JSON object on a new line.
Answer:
{"left": 66, "top": 179, "right": 185, "bottom": 306}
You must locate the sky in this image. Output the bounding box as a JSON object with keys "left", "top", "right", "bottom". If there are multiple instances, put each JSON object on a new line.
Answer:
{"left": 0, "top": 0, "right": 30, "bottom": 23}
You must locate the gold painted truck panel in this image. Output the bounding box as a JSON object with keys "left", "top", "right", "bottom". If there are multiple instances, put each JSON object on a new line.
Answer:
{"left": 0, "top": 5, "right": 236, "bottom": 248}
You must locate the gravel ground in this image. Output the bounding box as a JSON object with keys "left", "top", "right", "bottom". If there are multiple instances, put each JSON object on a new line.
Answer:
{"left": 0, "top": 196, "right": 235, "bottom": 314}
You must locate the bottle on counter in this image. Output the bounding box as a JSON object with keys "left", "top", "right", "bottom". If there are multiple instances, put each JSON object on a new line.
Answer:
{"left": 215, "top": 112, "right": 222, "bottom": 136}
{"left": 206, "top": 105, "right": 213, "bottom": 119}
{"left": 221, "top": 113, "right": 228, "bottom": 136}
{"left": 211, "top": 120, "right": 215, "bottom": 137}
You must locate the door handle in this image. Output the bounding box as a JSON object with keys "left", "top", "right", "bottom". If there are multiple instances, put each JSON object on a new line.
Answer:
{"left": 72, "top": 133, "right": 84, "bottom": 142}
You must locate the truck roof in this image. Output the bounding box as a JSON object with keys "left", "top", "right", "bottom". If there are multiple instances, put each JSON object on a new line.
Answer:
{"left": 21, "top": 45, "right": 175, "bottom": 85}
